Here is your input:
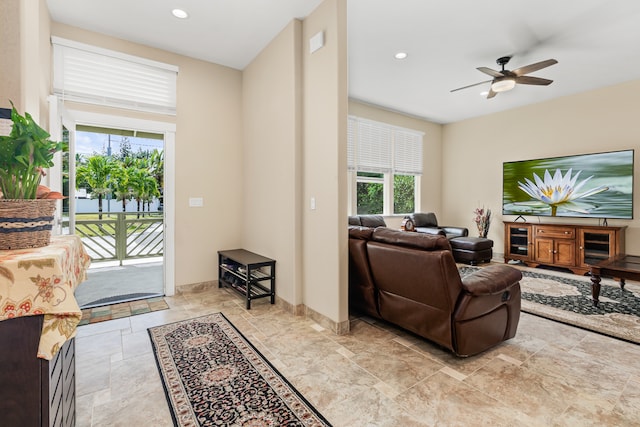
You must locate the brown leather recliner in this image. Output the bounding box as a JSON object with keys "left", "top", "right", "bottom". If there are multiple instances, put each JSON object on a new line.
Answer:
{"left": 348, "top": 226, "right": 522, "bottom": 357}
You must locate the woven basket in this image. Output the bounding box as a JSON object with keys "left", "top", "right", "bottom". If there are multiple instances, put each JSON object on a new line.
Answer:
{"left": 0, "top": 199, "right": 57, "bottom": 250}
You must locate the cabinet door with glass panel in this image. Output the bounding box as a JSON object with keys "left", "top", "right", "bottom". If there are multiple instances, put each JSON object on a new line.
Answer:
{"left": 577, "top": 227, "right": 624, "bottom": 268}
{"left": 504, "top": 223, "right": 532, "bottom": 262}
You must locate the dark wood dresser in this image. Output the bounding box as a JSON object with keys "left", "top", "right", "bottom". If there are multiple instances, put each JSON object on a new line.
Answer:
{"left": 0, "top": 315, "right": 76, "bottom": 426}
{"left": 0, "top": 235, "right": 90, "bottom": 426}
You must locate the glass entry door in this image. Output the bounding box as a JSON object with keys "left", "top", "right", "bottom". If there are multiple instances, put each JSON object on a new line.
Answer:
{"left": 48, "top": 98, "right": 166, "bottom": 308}
{"left": 71, "top": 127, "right": 165, "bottom": 308}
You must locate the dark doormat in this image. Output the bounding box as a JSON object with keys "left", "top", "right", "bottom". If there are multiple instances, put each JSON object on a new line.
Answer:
{"left": 82, "top": 292, "right": 163, "bottom": 309}
{"left": 79, "top": 296, "right": 169, "bottom": 325}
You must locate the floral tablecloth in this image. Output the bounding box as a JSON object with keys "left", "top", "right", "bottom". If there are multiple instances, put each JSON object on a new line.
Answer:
{"left": 0, "top": 235, "right": 90, "bottom": 359}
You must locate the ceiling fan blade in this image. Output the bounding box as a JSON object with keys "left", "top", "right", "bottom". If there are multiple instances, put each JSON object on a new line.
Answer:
{"left": 515, "top": 75, "right": 553, "bottom": 86}
{"left": 512, "top": 59, "right": 558, "bottom": 76}
{"left": 487, "top": 89, "right": 498, "bottom": 99}
{"left": 477, "top": 67, "right": 504, "bottom": 78}
{"left": 450, "top": 79, "right": 492, "bottom": 92}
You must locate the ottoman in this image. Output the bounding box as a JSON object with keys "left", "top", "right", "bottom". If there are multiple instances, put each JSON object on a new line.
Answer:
{"left": 450, "top": 237, "right": 493, "bottom": 265}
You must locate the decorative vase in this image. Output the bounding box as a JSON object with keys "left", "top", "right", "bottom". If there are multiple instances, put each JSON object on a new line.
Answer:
{"left": 0, "top": 199, "right": 57, "bottom": 250}
{"left": 478, "top": 224, "right": 490, "bottom": 239}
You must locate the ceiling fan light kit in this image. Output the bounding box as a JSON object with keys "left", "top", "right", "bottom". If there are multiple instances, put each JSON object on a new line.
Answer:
{"left": 171, "top": 8, "right": 189, "bottom": 19}
{"left": 491, "top": 78, "right": 516, "bottom": 92}
{"left": 451, "top": 55, "right": 558, "bottom": 99}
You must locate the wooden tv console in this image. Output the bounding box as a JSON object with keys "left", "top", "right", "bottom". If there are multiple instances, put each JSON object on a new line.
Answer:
{"left": 503, "top": 221, "right": 626, "bottom": 275}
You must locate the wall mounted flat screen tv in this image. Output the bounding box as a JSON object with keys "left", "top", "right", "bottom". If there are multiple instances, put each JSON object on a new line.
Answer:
{"left": 503, "top": 149, "right": 634, "bottom": 219}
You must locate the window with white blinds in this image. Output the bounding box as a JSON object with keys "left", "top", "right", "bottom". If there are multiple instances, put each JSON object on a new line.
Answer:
{"left": 52, "top": 37, "right": 178, "bottom": 115}
{"left": 347, "top": 116, "right": 423, "bottom": 175}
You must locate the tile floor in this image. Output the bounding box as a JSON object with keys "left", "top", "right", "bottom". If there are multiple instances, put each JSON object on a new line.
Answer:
{"left": 76, "top": 283, "right": 640, "bottom": 426}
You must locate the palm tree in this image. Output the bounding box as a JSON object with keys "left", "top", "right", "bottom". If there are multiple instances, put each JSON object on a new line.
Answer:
{"left": 141, "top": 182, "right": 161, "bottom": 215}
{"left": 109, "top": 163, "right": 131, "bottom": 212}
{"left": 128, "top": 161, "right": 159, "bottom": 217}
{"left": 76, "top": 155, "right": 117, "bottom": 219}
{"left": 148, "top": 149, "right": 164, "bottom": 211}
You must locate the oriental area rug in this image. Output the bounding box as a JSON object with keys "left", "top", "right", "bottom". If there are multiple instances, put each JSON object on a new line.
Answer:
{"left": 148, "top": 312, "right": 332, "bottom": 427}
{"left": 459, "top": 265, "right": 640, "bottom": 345}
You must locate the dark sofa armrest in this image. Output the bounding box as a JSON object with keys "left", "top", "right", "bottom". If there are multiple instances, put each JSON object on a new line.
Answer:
{"left": 461, "top": 264, "right": 522, "bottom": 296}
{"left": 455, "top": 265, "right": 522, "bottom": 323}
{"left": 441, "top": 226, "right": 469, "bottom": 238}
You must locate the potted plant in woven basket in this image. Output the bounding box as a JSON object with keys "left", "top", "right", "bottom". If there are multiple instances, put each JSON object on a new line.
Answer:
{"left": 0, "top": 101, "right": 64, "bottom": 250}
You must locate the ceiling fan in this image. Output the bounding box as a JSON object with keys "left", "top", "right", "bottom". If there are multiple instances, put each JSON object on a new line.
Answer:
{"left": 451, "top": 56, "right": 558, "bottom": 99}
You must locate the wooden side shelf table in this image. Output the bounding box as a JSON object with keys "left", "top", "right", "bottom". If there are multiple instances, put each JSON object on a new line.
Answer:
{"left": 218, "top": 249, "right": 276, "bottom": 309}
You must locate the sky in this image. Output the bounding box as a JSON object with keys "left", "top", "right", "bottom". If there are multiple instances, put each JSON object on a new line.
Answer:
{"left": 75, "top": 131, "right": 163, "bottom": 157}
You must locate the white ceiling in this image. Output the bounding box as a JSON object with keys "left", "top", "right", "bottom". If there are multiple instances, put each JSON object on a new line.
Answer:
{"left": 47, "top": 0, "right": 640, "bottom": 124}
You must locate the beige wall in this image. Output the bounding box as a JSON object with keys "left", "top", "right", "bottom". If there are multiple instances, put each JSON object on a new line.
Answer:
{"left": 0, "top": 0, "right": 50, "bottom": 121}
{"left": 302, "top": 0, "right": 349, "bottom": 327}
{"left": 20, "top": 0, "right": 46, "bottom": 120}
{"left": 49, "top": 0, "right": 349, "bottom": 327}
{"left": 51, "top": 23, "right": 245, "bottom": 288}
{"left": 348, "top": 100, "right": 444, "bottom": 228}
{"left": 442, "top": 79, "right": 640, "bottom": 256}
{"left": 242, "top": 20, "right": 303, "bottom": 306}
{"left": 0, "top": 0, "right": 21, "bottom": 109}
{"left": 37, "top": 0, "right": 51, "bottom": 125}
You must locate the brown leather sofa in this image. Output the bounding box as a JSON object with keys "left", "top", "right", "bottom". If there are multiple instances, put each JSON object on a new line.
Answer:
{"left": 348, "top": 215, "right": 387, "bottom": 228}
{"left": 349, "top": 226, "right": 522, "bottom": 356}
{"left": 409, "top": 212, "right": 468, "bottom": 240}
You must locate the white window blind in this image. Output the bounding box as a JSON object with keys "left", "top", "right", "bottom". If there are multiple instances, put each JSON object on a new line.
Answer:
{"left": 347, "top": 116, "right": 423, "bottom": 175}
{"left": 357, "top": 120, "right": 393, "bottom": 173}
{"left": 52, "top": 37, "right": 178, "bottom": 115}
{"left": 347, "top": 117, "right": 356, "bottom": 171}
{"left": 394, "top": 129, "right": 423, "bottom": 175}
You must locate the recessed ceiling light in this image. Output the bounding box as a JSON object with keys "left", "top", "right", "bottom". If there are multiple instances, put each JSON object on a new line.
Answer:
{"left": 394, "top": 52, "right": 408, "bottom": 60}
{"left": 172, "top": 8, "right": 189, "bottom": 19}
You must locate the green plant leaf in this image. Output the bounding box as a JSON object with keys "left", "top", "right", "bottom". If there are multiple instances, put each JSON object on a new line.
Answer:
{"left": 0, "top": 101, "right": 62, "bottom": 198}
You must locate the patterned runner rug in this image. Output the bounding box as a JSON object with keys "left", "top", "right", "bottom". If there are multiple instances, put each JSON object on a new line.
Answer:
{"left": 460, "top": 265, "right": 640, "bottom": 344}
{"left": 148, "top": 312, "right": 332, "bottom": 427}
